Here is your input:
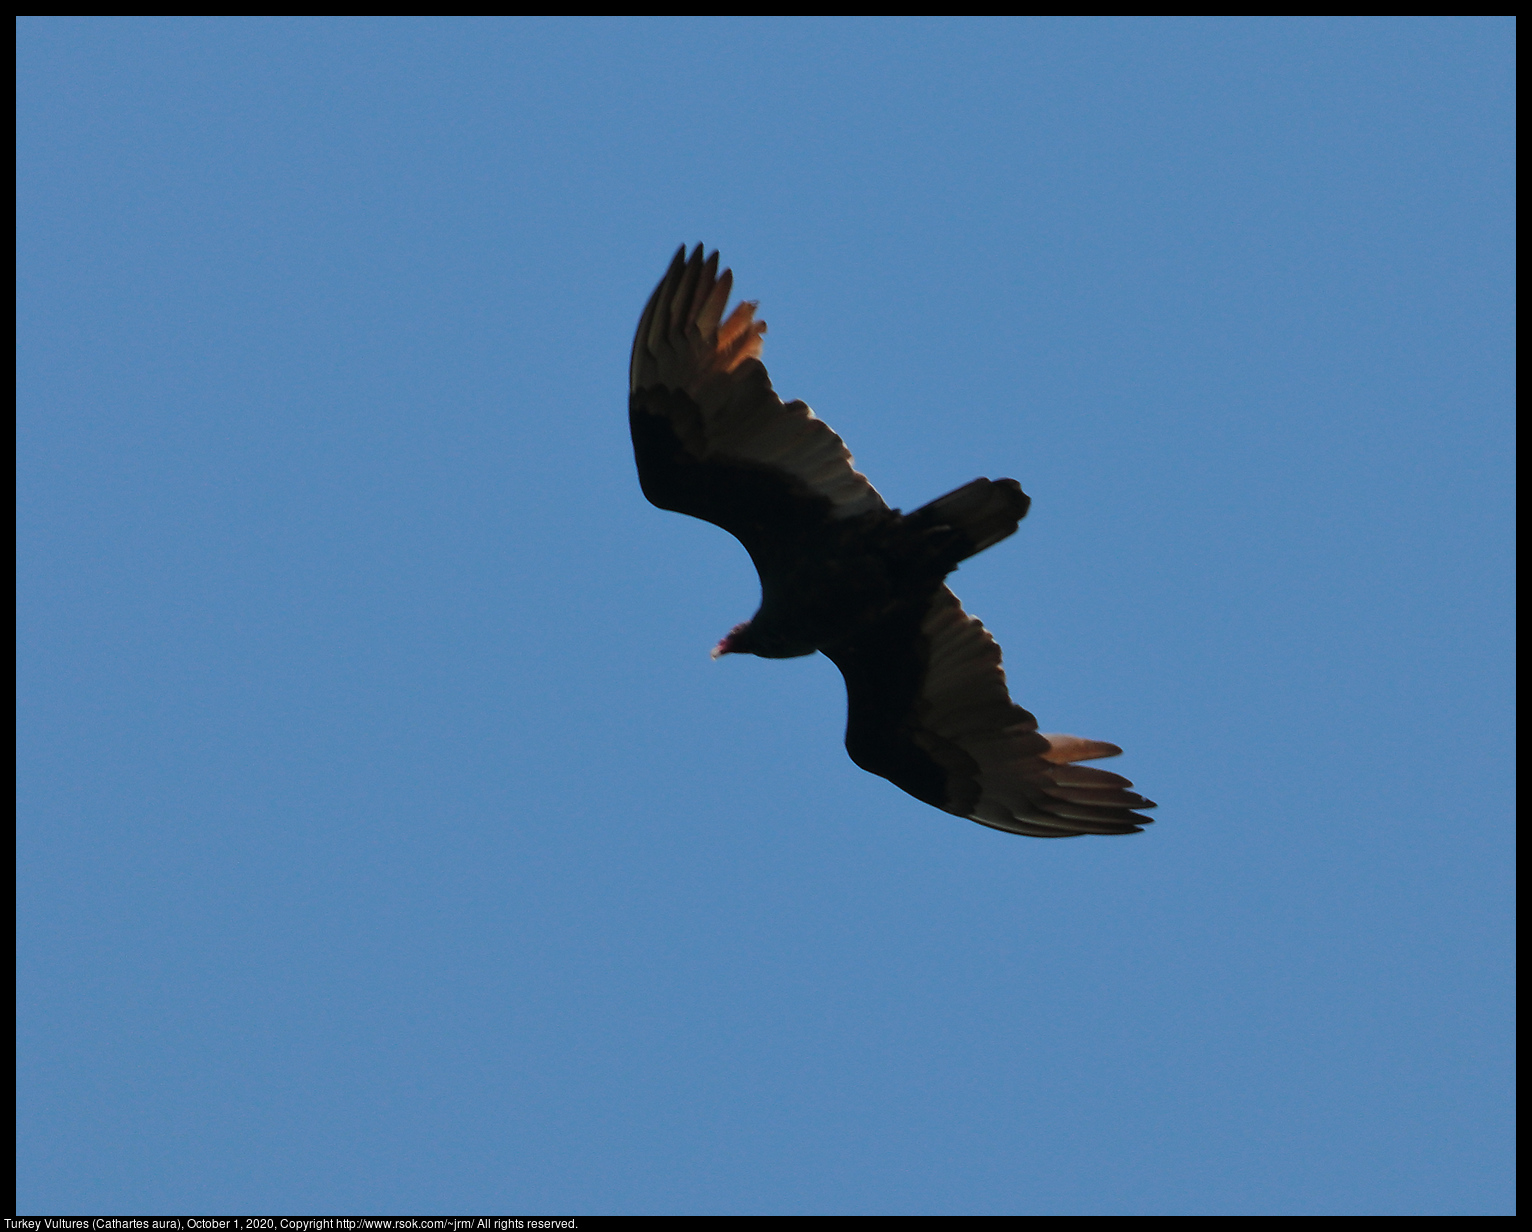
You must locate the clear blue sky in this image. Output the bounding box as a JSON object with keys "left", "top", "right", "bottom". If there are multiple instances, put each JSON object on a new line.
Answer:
{"left": 17, "top": 17, "right": 1514, "bottom": 1216}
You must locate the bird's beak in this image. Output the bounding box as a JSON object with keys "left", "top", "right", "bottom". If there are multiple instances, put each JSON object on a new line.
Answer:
{"left": 712, "top": 623, "right": 746, "bottom": 659}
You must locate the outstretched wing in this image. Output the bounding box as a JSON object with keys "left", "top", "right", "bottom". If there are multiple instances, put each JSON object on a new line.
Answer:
{"left": 629, "top": 245, "right": 886, "bottom": 553}
{"left": 826, "top": 587, "right": 1155, "bottom": 837}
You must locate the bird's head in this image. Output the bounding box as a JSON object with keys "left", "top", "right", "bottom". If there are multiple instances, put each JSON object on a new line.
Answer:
{"left": 711, "top": 621, "right": 753, "bottom": 660}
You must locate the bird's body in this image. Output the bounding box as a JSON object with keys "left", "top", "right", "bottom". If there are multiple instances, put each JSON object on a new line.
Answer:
{"left": 630, "top": 245, "right": 1155, "bottom": 837}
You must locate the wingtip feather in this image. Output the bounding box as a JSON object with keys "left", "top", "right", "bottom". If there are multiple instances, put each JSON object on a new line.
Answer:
{"left": 1038, "top": 734, "right": 1123, "bottom": 764}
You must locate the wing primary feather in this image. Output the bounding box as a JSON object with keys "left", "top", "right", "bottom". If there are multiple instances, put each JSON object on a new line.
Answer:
{"left": 671, "top": 245, "right": 706, "bottom": 331}
{"left": 697, "top": 269, "right": 730, "bottom": 340}
{"left": 687, "top": 250, "right": 720, "bottom": 330}
{"left": 645, "top": 247, "right": 685, "bottom": 357}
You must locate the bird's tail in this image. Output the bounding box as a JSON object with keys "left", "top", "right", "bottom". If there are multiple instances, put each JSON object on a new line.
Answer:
{"left": 908, "top": 478, "right": 1031, "bottom": 564}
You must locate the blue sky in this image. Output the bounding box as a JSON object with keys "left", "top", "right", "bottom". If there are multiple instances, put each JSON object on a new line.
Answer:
{"left": 17, "top": 17, "right": 1514, "bottom": 1215}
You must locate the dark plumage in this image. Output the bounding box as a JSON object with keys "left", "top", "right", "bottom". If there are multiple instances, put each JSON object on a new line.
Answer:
{"left": 629, "top": 245, "right": 1155, "bottom": 837}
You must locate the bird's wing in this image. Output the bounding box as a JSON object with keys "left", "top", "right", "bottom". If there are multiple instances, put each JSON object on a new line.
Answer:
{"left": 827, "top": 586, "right": 1155, "bottom": 837}
{"left": 629, "top": 245, "right": 887, "bottom": 546}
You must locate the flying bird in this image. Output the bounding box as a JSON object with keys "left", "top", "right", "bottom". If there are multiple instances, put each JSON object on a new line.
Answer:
{"left": 629, "top": 245, "right": 1154, "bottom": 837}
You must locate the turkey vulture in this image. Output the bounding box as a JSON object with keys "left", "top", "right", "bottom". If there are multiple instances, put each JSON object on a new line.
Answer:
{"left": 629, "top": 245, "right": 1155, "bottom": 837}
